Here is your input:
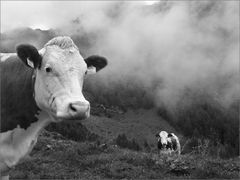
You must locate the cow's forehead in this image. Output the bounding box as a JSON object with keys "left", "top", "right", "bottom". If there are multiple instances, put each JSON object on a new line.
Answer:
{"left": 39, "top": 36, "right": 86, "bottom": 67}
{"left": 159, "top": 131, "right": 168, "bottom": 138}
{"left": 43, "top": 46, "right": 81, "bottom": 60}
{"left": 41, "top": 46, "right": 86, "bottom": 68}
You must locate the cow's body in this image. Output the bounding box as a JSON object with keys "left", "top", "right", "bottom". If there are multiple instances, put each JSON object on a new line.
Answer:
{"left": 167, "top": 133, "right": 181, "bottom": 155}
{"left": 1, "top": 54, "right": 39, "bottom": 131}
{"left": 0, "top": 36, "right": 108, "bottom": 179}
{"left": 1, "top": 57, "right": 44, "bottom": 178}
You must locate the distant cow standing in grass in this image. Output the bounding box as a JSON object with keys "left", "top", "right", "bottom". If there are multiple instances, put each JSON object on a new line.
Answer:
{"left": 155, "top": 131, "right": 181, "bottom": 155}
{"left": 0, "top": 36, "right": 108, "bottom": 180}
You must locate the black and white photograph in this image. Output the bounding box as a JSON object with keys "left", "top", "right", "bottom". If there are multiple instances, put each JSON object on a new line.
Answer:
{"left": 0, "top": 1, "right": 239, "bottom": 179}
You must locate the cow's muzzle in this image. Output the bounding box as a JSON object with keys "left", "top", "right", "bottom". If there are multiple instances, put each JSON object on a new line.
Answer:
{"left": 56, "top": 101, "right": 90, "bottom": 120}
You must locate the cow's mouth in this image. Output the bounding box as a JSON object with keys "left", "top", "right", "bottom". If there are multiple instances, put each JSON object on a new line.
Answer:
{"left": 55, "top": 110, "right": 90, "bottom": 121}
{"left": 48, "top": 106, "right": 90, "bottom": 121}
{"left": 49, "top": 96, "right": 90, "bottom": 121}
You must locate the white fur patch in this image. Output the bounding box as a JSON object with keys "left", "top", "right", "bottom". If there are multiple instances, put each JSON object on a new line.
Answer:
{"left": 27, "top": 58, "right": 34, "bottom": 68}
{"left": 38, "top": 48, "right": 46, "bottom": 56}
{"left": 86, "top": 66, "right": 96, "bottom": 75}
{"left": 0, "top": 111, "right": 50, "bottom": 169}
{"left": 159, "top": 131, "right": 168, "bottom": 144}
{"left": 44, "top": 36, "right": 78, "bottom": 50}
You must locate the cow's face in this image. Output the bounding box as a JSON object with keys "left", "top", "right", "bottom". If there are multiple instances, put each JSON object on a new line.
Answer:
{"left": 156, "top": 131, "right": 169, "bottom": 148}
{"left": 17, "top": 37, "right": 107, "bottom": 122}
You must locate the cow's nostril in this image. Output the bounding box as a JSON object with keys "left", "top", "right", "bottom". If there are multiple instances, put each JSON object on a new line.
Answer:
{"left": 69, "top": 101, "right": 90, "bottom": 114}
{"left": 69, "top": 103, "right": 77, "bottom": 112}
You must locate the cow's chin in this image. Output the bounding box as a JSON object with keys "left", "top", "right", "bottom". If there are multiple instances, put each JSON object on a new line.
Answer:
{"left": 41, "top": 97, "right": 91, "bottom": 122}
{"left": 49, "top": 110, "right": 90, "bottom": 123}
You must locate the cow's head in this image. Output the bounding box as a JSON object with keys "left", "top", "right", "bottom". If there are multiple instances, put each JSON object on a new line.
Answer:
{"left": 156, "top": 131, "right": 169, "bottom": 149}
{"left": 16, "top": 36, "right": 107, "bottom": 122}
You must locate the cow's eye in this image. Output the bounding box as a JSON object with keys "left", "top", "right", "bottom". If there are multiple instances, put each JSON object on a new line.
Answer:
{"left": 45, "top": 67, "right": 52, "bottom": 73}
{"left": 85, "top": 71, "right": 87, "bottom": 75}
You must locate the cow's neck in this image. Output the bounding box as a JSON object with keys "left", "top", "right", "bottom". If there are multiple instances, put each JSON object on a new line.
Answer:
{"left": 1, "top": 56, "right": 39, "bottom": 131}
{"left": 0, "top": 111, "right": 51, "bottom": 169}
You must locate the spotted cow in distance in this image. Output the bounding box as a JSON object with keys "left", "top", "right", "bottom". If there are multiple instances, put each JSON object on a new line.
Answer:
{"left": 0, "top": 36, "right": 108, "bottom": 180}
{"left": 155, "top": 131, "right": 181, "bottom": 155}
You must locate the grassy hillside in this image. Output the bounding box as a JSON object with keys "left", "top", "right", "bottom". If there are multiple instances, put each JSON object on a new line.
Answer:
{"left": 46, "top": 103, "right": 238, "bottom": 158}
{"left": 10, "top": 130, "right": 240, "bottom": 179}
{"left": 82, "top": 108, "right": 177, "bottom": 147}
{"left": 9, "top": 107, "right": 238, "bottom": 179}
{"left": 45, "top": 107, "right": 178, "bottom": 153}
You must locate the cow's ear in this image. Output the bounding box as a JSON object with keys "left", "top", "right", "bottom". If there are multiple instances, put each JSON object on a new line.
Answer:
{"left": 84, "top": 55, "right": 107, "bottom": 74}
{"left": 16, "top": 44, "right": 42, "bottom": 69}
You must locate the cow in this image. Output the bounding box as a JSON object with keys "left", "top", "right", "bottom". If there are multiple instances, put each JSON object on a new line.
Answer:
{"left": 0, "top": 36, "right": 108, "bottom": 180}
{"left": 155, "top": 131, "right": 181, "bottom": 155}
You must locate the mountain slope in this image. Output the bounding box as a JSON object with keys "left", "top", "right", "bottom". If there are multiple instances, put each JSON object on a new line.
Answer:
{"left": 11, "top": 130, "right": 240, "bottom": 179}
{"left": 82, "top": 108, "right": 178, "bottom": 147}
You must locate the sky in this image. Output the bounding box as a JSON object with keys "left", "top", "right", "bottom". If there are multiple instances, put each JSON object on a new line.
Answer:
{"left": 1, "top": 1, "right": 159, "bottom": 32}
{"left": 1, "top": 1, "right": 239, "bottom": 110}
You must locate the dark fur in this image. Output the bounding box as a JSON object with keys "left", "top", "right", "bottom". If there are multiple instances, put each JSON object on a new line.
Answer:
{"left": 84, "top": 55, "right": 107, "bottom": 72}
{"left": 170, "top": 138, "right": 178, "bottom": 151}
{"left": 166, "top": 141, "right": 173, "bottom": 150}
{"left": 168, "top": 133, "right": 178, "bottom": 151}
{"left": 1, "top": 55, "right": 39, "bottom": 132}
{"left": 157, "top": 140, "right": 163, "bottom": 149}
{"left": 157, "top": 139, "right": 173, "bottom": 150}
{"left": 16, "top": 44, "right": 42, "bottom": 69}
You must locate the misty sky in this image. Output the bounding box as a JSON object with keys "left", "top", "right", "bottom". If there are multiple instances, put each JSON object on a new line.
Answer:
{"left": 1, "top": 1, "right": 239, "bottom": 109}
{"left": 1, "top": 1, "right": 156, "bottom": 32}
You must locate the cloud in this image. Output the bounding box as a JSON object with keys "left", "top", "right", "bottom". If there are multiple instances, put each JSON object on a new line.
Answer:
{"left": 1, "top": 1, "right": 239, "bottom": 109}
{"left": 1, "top": 1, "right": 116, "bottom": 32}
{"left": 64, "top": 1, "right": 238, "bottom": 109}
